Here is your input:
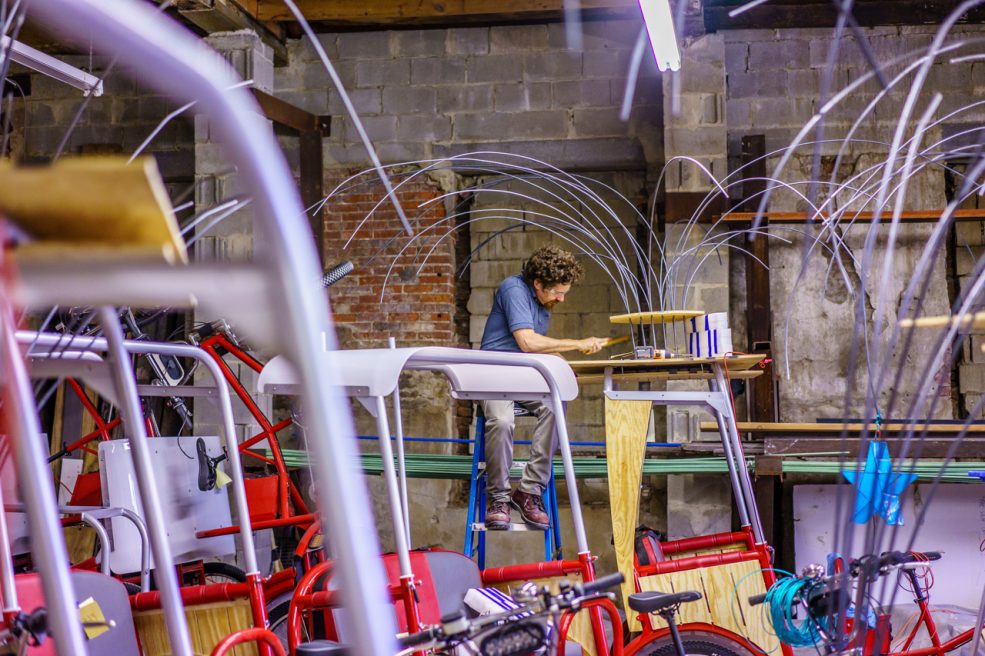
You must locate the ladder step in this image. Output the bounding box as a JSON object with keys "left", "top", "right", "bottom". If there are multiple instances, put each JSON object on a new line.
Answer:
{"left": 472, "top": 522, "right": 548, "bottom": 532}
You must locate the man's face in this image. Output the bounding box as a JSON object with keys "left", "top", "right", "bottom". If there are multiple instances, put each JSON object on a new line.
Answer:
{"left": 533, "top": 280, "right": 572, "bottom": 309}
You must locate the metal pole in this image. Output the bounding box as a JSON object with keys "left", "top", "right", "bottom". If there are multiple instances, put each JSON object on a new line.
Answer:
{"left": 0, "top": 312, "right": 87, "bottom": 653}
{"left": 712, "top": 407, "right": 750, "bottom": 528}
{"left": 374, "top": 395, "right": 414, "bottom": 579}
{"left": 0, "top": 454, "right": 20, "bottom": 617}
{"left": 713, "top": 364, "right": 765, "bottom": 543}
{"left": 388, "top": 337, "right": 411, "bottom": 546}
{"left": 79, "top": 512, "right": 112, "bottom": 575}
{"left": 97, "top": 307, "right": 194, "bottom": 656}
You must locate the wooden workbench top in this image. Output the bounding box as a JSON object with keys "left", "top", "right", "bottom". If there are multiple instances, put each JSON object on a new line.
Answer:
{"left": 697, "top": 420, "right": 985, "bottom": 434}
{"left": 568, "top": 353, "right": 766, "bottom": 378}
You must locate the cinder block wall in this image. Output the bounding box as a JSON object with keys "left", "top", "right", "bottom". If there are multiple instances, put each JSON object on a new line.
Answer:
{"left": 722, "top": 25, "right": 985, "bottom": 422}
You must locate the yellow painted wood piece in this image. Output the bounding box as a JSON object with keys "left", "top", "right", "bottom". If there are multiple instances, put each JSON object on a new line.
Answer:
{"left": 637, "top": 558, "right": 778, "bottom": 652}
{"left": 698, "top": 420, "right": 985, "bottom": 434}
{"left": 568, "top": 354, "right": 765, "bottom": 377}
{"left": 602, "top": 335, "right": 630, "bottom": 347}
{"left": 899, "top": 312, "right": 985, "bottom": 330}
{"left": 604, "top": 397, "right": 652, "bottom": 624}
{"left": 133, "top": 600, "right": 257, "bottom": 656}
{"left": 609, "top": 311, "right": 705, "bottom": 325}
{"left": 0, "top": 157, "right": 187, "bottom": 265}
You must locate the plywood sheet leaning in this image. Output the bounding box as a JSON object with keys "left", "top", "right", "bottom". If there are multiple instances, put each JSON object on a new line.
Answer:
{"left": 637, "top": 558, "right": 779, "bottom": 653}
{"left": 604, "top": 397, "right": 651, "bottom": 628}
{"left": 0, "top": 157, "right": 187, "bottom": 264}
{"left": 133, "top": 599, "right": 257, "bottom": 656}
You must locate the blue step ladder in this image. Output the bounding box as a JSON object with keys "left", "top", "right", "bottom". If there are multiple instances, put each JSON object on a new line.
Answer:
{"left": 463, "top": 404, "right": 562, "bottom": 569}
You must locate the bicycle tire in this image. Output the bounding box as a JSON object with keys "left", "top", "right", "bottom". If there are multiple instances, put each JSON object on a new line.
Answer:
{"left": 202, "top": 561, "right": 247, "bottom": 584}
{"left": 632, "top": 630, "right": 756, "bottom": 656}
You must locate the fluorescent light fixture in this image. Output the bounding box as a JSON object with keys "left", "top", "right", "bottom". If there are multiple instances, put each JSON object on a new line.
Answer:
{"left": 638, "top": 0, "right": 681, "bottom": 72}
{"left": 1, "top": 36, "right": 103, "bottom": 96}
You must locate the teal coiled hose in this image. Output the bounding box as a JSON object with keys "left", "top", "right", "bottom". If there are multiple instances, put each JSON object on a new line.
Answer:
{"left": 764, "top": 576, "right": 829, "bottom": 647}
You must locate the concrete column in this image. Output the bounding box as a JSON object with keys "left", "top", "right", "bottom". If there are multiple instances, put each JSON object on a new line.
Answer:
{"left": 663, "top": 33, "right": 733, "bottom": 538}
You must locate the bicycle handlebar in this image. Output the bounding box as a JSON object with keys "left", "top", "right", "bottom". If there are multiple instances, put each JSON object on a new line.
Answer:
{"left": 578, "top": 572, "right": 625, "bottom": 596}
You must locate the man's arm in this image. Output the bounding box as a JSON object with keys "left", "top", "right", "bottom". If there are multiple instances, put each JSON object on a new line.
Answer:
{"left": 513, "top": 328, "right": 607, "bottom": 355}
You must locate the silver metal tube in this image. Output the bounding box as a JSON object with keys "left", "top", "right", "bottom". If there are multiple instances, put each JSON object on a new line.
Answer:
{"left": 374, "top": 395, "right": 414, "bottom": 579}
{"left": 120, "top": 507, "right": 152, "bottom": 592}
{"left": 79, "top": 512, "right": 112, "bottom": 575}
{"left": 713, "top": 365, "right": 765, "bottom": 543}
{"left": 388, "top": 337, "right": 411, "bottom": 546}
{"left": 712, "top": 409, "right": 750, "bottom": 528}
{"left": 98, "top": 307, "right": 193, "bottom": 656}
{"left": 0, "top": 312, "right": 87, "bottom": 652}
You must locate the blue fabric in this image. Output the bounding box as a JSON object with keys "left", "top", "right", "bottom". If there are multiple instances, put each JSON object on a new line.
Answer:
{"left": 480, "top": 274, "right": 551, "bottom": 352}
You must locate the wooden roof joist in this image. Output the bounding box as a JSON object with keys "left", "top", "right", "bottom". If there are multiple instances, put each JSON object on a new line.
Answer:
{"left": 254, "top": 0, "right": 639, "bottom": 27}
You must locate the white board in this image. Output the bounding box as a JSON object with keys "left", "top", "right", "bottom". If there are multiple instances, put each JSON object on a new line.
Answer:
{"left": 794, "top": 484, "right": 985, "bottom": 609}
{"left": 99, "top": 436, "right": 235, "bottom": 574}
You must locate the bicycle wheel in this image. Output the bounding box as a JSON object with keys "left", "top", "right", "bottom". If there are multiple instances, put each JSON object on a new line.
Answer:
{"left": 202, "top": 561, "right": 247, "bottom": 584}
{"left": 632, "top": 630, "right": 756, "bottom": 656}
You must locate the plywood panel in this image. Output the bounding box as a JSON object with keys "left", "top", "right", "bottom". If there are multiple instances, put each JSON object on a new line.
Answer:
{"left": 134, "top": 600, "right": 257, "bottom": 656}
{"left": 637, "top": 559, "right": 779, "bottom": 652}
{"left": 604, "top": 397, "right": 652, "bottom": 624}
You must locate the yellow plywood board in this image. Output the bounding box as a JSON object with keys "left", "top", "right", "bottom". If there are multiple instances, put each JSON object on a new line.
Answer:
{"left": 610, "top": 311, "right": 705, "bottom": 325}
{"left": 0, "top": 157, "right": 187, "bottom": 265}
{"left": 576, "top": 369, "right": 762, "bottom": 385}
{"left": 637, "top": 559, "right": 779, "bottom": 652}
{"left": 604, "top": 397, "right": 652, "bottom": 622}
{"left": 134, "top": 600, "right": 256, "bottom": 656}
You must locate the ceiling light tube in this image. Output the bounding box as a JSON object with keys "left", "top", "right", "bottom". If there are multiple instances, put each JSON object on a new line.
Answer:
{"left": 638, "top": 0, "right": 681, "bottom": 72}
{"left": 1, "top": 36, "right": 103, "bottom": 96}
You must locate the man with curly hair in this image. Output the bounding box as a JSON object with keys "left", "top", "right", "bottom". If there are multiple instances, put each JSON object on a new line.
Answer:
{"left": 479, "top": 244, "right": 606, "bottom": 530}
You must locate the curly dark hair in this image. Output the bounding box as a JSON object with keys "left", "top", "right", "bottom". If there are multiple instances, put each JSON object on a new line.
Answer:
{"left": 522, "top": 245, "right": 584, "bottom": 287}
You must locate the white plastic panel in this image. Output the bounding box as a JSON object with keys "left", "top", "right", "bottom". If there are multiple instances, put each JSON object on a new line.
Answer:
{"left": 98, "top": 436, "right": 234, "bottom": 573}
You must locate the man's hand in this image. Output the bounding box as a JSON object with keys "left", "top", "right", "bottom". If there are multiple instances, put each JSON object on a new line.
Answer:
{"left": 578, "top": 337, "right": 607, "bottom": 355}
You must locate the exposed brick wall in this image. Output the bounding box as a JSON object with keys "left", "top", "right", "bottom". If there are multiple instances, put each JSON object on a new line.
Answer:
{"left": 322, "top": 174, "right": 459, "bottom": 350}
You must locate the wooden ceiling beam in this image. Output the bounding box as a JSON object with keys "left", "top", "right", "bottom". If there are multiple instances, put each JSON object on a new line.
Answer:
{"left": 254, "top": 0, "right": 639, "bottom": 27}
{"left": 704, "top": 0, "right": 985, "bottom": 31}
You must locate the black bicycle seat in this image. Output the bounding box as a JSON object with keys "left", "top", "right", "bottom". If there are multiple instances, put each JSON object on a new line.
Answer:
{"left": 295, "top": 640, "right": 348, "bottom": 656}
{"left": 197, "top": 438, "right": 216, "bottom": 491}
{"left": 628, "top": 590, "right": 702, "bottom": 614}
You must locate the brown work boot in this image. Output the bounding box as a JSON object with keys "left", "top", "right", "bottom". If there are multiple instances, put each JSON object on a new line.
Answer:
{"left": 511, "top": 490, "right": 550, "bottom": 529}
{"left": 485, "top": 500, "right": 511, "bottom": 530}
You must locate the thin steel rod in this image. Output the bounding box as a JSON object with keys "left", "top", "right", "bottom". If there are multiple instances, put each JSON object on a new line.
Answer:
{"left": 374, "top": 395, "right": 414, "bottom": 579}
{"left": 389, "top": 336, "right": 411, "bottom": 546}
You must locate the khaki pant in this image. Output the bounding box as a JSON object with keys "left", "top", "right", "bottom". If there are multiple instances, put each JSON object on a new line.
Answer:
{"left": 480, "top": 399, "right": 557, "bottom": 504}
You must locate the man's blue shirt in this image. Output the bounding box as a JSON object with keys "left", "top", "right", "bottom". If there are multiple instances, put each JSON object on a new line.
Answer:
{"left": 480, "top": 274, "right": 550, "bottom": 352}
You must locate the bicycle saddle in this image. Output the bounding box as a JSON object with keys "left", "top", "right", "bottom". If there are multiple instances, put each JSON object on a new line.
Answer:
{"left": 628, "top": 590, "right": 702, "bottom": 614}
{"left": 196, "top": 438, "right": 227, "bottom": 491}
{"left": 295, "top": 640, "right": 347, "bottom": 656}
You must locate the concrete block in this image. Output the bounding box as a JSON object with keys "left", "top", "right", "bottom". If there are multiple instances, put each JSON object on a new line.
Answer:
{"left": 552, "top": 79, "right": 612, "bottom": 108}
{"left": 726, "top": 97, "right": 752, "bottom": 128}
{"left": 434, "top": 137, "right": 646, "bottom": 172}
{"left": 571, "top": 107, "right": 629, "bottom": 137}
{"left": 437, "top": 84, "right": 494, "bottom": 113}
{"left": 490, "top": 24, "right": 550, "bottom": 53}
{"left": 382, "top": 86, "right": 436, "bottom": 114}
{"left": 788, "top": 69, "right": 822, "bottom": 98}
{"left": 411, "top": 57, "right": 468, "bottom": 85}
{"left": 664, "top": 125, "right": 725, "bottom": 158}
{"left": 375, "top": 141, "right": 429, "bottom": 164}
{"left": 750, "top": 40, "right": 809, "bottom": 71}
{"left": 468, "top": 55, "right": 523, "bottom": 83}
{"left": 971, "top": 336, "right": 985, "bottom": 364}
{"left": 453, "top": 110, "right": 569, "bottom": 141}
{"left": 328, "top": 88, "right": 382, "bottom": 115}
{"left": 724, "top": 42, "right": 748, "bottom": 73}
{"left": 274, "top": 89, "right": 331, "bottom": 116}
{"left": 960, "top": 363, "right": 985, "bottom": 394}
{"left": 26, "top": 102, "right": 55, "bottom": 128}
{"left": 394, "top": 30, "right": 446, "bottom": 57}
{"left": 336, "top": 31, "right": 393, "bottom": 59}
{"left": 956, "top": 245, "right": 985, "bottom": 277}
{"left": 467, "top": 288, "right": 495, "bottom": 314}
{"left": 355, "top": 59, "right": 410, "bottom": 87}
{"left": 447, "top": 27, "right": 490, "bottom": 55}
{"left": 493, "top": 83, "right": 552, "bottom": 112}
{"left": 583, "top": 49, "right": 632, "bottom": 79}
{"left": 325, "top": 142, "right": 371, "bottom": 167}
{"left": 956, "top": 221, "right": 985, "bottom": 247}
{"left": 343, "top": 114, "right": 397, "bottom": 144}
{"left": 523, "top": 51, "right": 582, "bottom": 81}
{"left": 397, "top": 114, "right": 452, "bottom": 142}
{"left": 726, "top": 69, "right": 787, "bottom": 99}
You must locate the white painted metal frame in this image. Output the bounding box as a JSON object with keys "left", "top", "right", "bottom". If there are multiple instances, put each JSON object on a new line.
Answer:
{"left": 602, "top": 362, "right": 765, "bottom": 543}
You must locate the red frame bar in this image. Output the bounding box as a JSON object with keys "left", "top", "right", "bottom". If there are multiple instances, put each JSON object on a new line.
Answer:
{"left": 211, "top": 627, "right": 285, "bottom": 656}
{"left": 659, "top": 529, "right": 753, "bottom": 555}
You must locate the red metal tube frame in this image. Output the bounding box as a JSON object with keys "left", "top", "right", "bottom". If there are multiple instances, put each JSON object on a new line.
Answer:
{"left": 659, "top": 529, "right": 753, "bottom": 556}
{"left": 211, "top": 627, "right": 285, "bottom": 656}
